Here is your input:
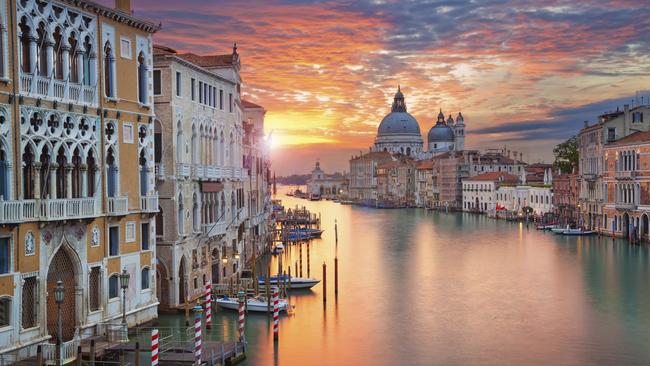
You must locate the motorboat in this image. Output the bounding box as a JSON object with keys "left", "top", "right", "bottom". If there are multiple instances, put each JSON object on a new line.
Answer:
{"left": 551, "top": 225, "right": 570, "bottom": 234}
{"left": 216, "top": 295, "right": 288, "bottom": 313}
{"left": 536, "top": 224, "right": 557, "bottom": 230}
{"left": 562, "top": 228, "right": 595, "bottom": 236}
{"left": 309, "top": 193, "right": 322, "bottom": 201}
{"left": 272, "top": 243, "right": 284, "bottom": 255}
{"left": 258, "top": 275, "right": 320, "bottom": 290}
{"left": 287, "top": 228, "right": 323, "bottom": 241}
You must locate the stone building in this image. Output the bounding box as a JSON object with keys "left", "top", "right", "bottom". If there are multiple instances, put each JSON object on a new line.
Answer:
{"left": 348, "top": 151, "right": 393, "bottom": 203}
{"left": 376, "top": 158, "right": 416, "bottom": 207}
{"left": 306, "top": 161, "right": 346, "bottom": 198}
{"left": 552, "top": 172, "right": 579, "bottom": 226}
{"left": 602, "top": 130, "right": 650, "bottom": 241}
{"left": 462, "top": 172, "right": 518, "bottom": 213}
{"left": 153, "top": 43, "right": 247, "bottom": 310}
{"left": 414, "top": 159, "right": 436, "bottom": 208}
{"left": 372, "top": 87, "right": 423, "bottom": 156}
{"left": 0, "top": 0, "right": 159, "bottom": 361}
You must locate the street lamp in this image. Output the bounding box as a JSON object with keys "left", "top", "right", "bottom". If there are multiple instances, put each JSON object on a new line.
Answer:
{"left": 119, "top": 269, "right": 130, "bottom": 326}
{"left": 221, "top": 251, "right": 229, "bottom": 264}
{"left": 54, "top": 280, "right": 64, "bottom": 366}
{"left": 234, "top": 250, "right": 240, "bottom": 260}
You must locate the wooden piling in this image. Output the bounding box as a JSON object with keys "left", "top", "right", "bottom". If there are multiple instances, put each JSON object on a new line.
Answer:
{"left": 135, "top": 341, "right": 141, "bottom": 366}
{"left": 36, "top": 345, "right": 43, "bottom": 366}
{"left": 185, "top": 297, "right": 190, "bottom": 326}
{"left": 295, "top": 261, "right": 298, "bottom": 279}
{"left": 307, "top": 244, "right": 311, "bottom": 277}
{"left": 288, "top": 267, "right": 292, "bottom": 292}
{"left": 334, "top": 257, "right": 338, "bottom": 296}
{"left": 89, "top": 339, "right": 95, "bottom": 366}
{"left": 299, "top": 245, "right": 303, "bottom": 277}
{"left": 322, "top": 262, "right": 327, "bottom": 303}
{"left": 335, "top": 219, "right": 338, "bottom": 243}
{"left": 76, "top": 345, "right": 82, "bottom": 366}
{"left": 119, "top": 350, "right": 125, "bottom": 366}
{"left": 266, "top": 267, "right": 271, "bottom": 315}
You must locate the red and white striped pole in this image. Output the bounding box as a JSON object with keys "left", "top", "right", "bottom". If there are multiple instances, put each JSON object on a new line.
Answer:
{"left": 237, "top": 290, "right": 245, "bottom": 342}
{"left": 272, "top": 286, "right": 279, "bottom": 341}
{"left": 205, "top": 283, "right": 212, "bottom": 329}
{"left": 194, "top": 310, "right": 202, "bottom": 366}
{"left": 151, "top": 329, "right": 159, "bottom": 366}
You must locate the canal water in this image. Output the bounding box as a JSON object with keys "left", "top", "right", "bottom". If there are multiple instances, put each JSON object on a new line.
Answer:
{"left": 160, "top": 193, "right": 650, "bottom": 365}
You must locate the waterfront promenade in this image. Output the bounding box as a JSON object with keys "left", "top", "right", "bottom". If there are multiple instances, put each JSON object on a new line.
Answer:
{"left": 161, "top": 190, "right": 650, "bottom": 365}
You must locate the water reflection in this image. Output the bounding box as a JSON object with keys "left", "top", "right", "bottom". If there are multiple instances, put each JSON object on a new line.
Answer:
{"left": 160, "top": 193, "right": 650, "bottom": 366}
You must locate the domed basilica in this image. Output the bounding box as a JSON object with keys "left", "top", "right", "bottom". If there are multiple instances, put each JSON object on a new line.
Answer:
{"left": 372, "top": 87, "right": 465, "bottom": 156}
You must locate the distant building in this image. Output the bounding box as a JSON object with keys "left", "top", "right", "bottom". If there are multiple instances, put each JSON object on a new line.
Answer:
{"left": 306, "top": 161, "right": 346, "bottom": 197}
{"left": 372, "top": 87, "right": 424, "bottom": 156}
{"left": 553, "top": 172, "right": 579, "bottom": 226}
{"left": 462, "top": 172, "right": 519, "bottom": 213}
{"left": 414, "top": 160, "right": 437, "bottom": 208}
{"left": 349, "top": 151, "right": 394, "bottom": 202}
{"left": 376, "top": 158, "right": 416, "bottom": 207}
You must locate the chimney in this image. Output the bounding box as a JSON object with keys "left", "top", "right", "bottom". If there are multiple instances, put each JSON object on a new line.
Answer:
{"left": 583, "top": 120, "right": 588, "bottom": 128}
{"left": 115, "top": 0, "right": 131, "bottom": 13}
{"left": 624, "top": 104, "right": 630, "bottom": 115}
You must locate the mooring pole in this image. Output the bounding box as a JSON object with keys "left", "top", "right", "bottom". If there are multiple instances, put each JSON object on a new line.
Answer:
{"left": 89, "top": 339, "right": 95, "bottom": 366}
{"left": 266, "top": 267, "right": 271, "bottom": 315}
{"left": 307, "top": 243, "right": 311, "bottom": 277}
{"left": 36, "top": 345, "right": 43, "bottom": 366}
{"left": 335, "top": 219, "right": 338, "bottom": 243}
{"left": 135, "top": 342, "right": 141, "bottom": 366}
{"left": 322, "top": 262, "right": 327, "bottom": 303}
{"left": 334, "top": 257, "right": 338, "bottom": 297}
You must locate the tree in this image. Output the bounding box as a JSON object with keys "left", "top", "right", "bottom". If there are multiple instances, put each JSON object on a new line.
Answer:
{"left": 553, "top": 136, "right": 578, "bottom": 174}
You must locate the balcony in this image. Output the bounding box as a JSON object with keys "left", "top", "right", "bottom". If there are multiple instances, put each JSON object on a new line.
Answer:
{"left": 176, "top": 163, "right": 191, "bottom": 178}
{"left": 140, "top": 194, "right": 159, "bottom": 213}
{"left": 614, "top": 202, "right": 637, "bottom": 210}
{"left": 202, "top": 220, "right": 227, "bottom": 237}
{"left": 615, "top": 170, "right": 638, "bottom": 180}
{"left": 0, "top": 197, "right": 99, "bottom": 223}
{"left": 42, "top": 337, "right": 80, "bottom": 365}
{"left": 20, "top": 73, "right": 97, "bottom": 106}
{"left": 582, "top": 173, "right": 598, "bottom": 181}
{"left": 194, "top": 165, "right": 205, "bottom": 179}
{"left": 155, "top": 163, "right": 166, "bottom": 180}
{"left": 107, "top": 196, "right": 129, "bottom": 216}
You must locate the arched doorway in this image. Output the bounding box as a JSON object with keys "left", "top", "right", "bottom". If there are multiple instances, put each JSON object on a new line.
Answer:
{"left": 47, "top": 246, "right": 77, "bottom": 342}
{"left": 642, "top": 214, "right": 649, "bottom": 242}
{"left": 156, "top": 259, "right": 169, "bottom": 311}
{"left": 623, "top": 213, "right": 630, "bottom": 239}
{"left": 178, "top": 256, "right": 186, "bottom": 305}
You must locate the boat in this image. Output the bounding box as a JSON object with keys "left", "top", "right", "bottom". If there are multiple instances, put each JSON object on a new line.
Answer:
{"left": 536, "top": 224, "right": 557, "bottom": 230}
{"left": 340, "top": 200, "right": 354, "bottom": 205}
{"left": 551, "top": 225, "right": 570, "bottom": 234}
{"left": 258, "top": 275, "right": 320, "bottom": 290}
{"left": 562, "top": 228, "right": 595, "bottom": 236}
{"left": 272, "top": 243, "right": 284, "bottom": 254}
{"left": 309, "top": 193, "right": 321, "bottom": 201}
{"left": 216, "top": 295, "right": 289, "bottom": 313}
{"left": 287, "top": 228, "right": 323, "bottom": 241}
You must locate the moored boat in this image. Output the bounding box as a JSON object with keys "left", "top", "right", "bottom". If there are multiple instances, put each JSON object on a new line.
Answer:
{"left": 562, "top": 228, "right": 595, "bottom": 236}
{"left": 258, "top": 275, "right": 320, "bottom": 289}
{"left": 216, "top": 295, "right": 289, "bottom": 312}
{"left": 272, "top": 243, "right": 284, "bottom": 254}
{"left": 551, "top": 225, "right": 570, "bottom": 234}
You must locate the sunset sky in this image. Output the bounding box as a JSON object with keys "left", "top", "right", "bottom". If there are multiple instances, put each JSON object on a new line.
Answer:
{"left": 112, "top": 0, "right": 650, "bottom": 175}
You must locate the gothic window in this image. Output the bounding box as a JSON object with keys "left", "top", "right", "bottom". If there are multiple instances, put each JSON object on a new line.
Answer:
{"left": 53, "top": 27, "right": 63, "bottom": 80}
{"left": 69, "top": 33, "right": 79, "bottom": 83}
{"left": 137, "top": 51, "right": 147, "bottom": 104}
{"left": 178, "top": 193, "right": 185, "bottom": 235}
{"left": 21, "top": 276, "right": 37, "bottom": 329}
{"left": 0, "top": 297, "right": 10, "bottom": 326}
{"left": 108, "top": 226, "right": 119, "bottom": 257}
{"left": 22, "top": 145, "right": 35, "bottom": 199}
{"left": 56, "top": 147, "right": 66, "bottom": 198}
{"left": 229, "top": 132, "right": 234, "bottom": 166}
{"left": 219, "top": 131, "right": 224, "bottom": 166}
{"left": 0, "top": 238, "right": 9, "bottom": 274}
{"left": 39, "top": 146, "right": 50, "bottom": 198}
{"left": 106, "top": 147, "right": 117, "bottom": 197}
{"left": 87, "top": 150, "right": 97, "bottom": 197}
{"left": 154, "top": 120, "right": 162, "bottom": 164}
{"left": 139, "top": 149, "right": 147, "bottom": 196}
{"left": 141, "top": 223, "right": 150, "bottom": 250}
{"left": 104, "top": 41, "right": 115, "bottom": 98}
{"left": 0, "top": 145, "right": 8, "bottom": 199}
{"left": 108, "top": 274, "right": 119, "bottom": 298}
{"left": 231, "top": 192, "right": 236, "bottom": 221}
{"left": 36, "top": 22, "right": 47, "bottom": 77}
{"left": 191, "top": 125, "right": 198, "bottom": 165}
{"left": 82, "top": 37, "right": 92, "bottom": 86}
{"left": 141, "top": 267, "right": 150, "bottom": 290}
{"left": 89, "top": 267, "right": 100, "bottom": 311}
{"left": 193, "top": 193, "right": 200, "bottom": 232}
{"left": 72, "top": 148, "right": 81, "bottom": 198}
{"left": 19, "top": 17, "right": 32, "bottom": 73}
{"left": 176, "top": 121, "right": 183, "bottom": 162}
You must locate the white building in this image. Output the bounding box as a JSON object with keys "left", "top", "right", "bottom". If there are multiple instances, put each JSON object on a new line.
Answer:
{"left": 495, "top": 185, "right": 553, "bottom": 215}
{"left": 306, "top": 161, "right": 346, "bottom": 197}
{"left": 427, "top": 111, "right": 465, "bottom": 154}
{"left": 462, "top": 172, "right": 519, "bottom": 213}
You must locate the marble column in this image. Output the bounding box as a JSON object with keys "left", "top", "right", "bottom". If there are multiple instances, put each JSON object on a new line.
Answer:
{"left": 65, "top": 164, "right": 73, "bottom": 199}
{"left": 61, "top": 46, "right": 70, "bottom": 81}
{"left": 33, "top": 162, "right": 42, "bottom": 199}
{"left": 80, "top": 164, "right": 88, "bottom": 198}
{"left": 49, "top": 163, "right": 58, "bottom": 199}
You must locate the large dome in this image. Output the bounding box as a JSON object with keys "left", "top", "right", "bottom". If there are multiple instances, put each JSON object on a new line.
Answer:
{"left": 377, "top": 112, "right": 421, "bottom": 136}
{"left": 428, "top": 122, "right": 455, "bottom": 143}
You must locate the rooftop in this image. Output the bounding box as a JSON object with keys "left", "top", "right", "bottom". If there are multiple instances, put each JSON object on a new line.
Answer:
{"left": 607, "top": 130, "right": 650, "bottom": 146}
{"left": 465, "top": 172, "right": 519, "bottom": 182}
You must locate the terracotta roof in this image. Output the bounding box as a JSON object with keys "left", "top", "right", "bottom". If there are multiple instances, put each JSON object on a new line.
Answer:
{"left": 415, "top": 160, "right": 434, "bottom": 170}
{"left": 465, "top": 172, "right": 519, "bottom": 182}
{"left": 176, "top": 53, "right": 235, "bottom": 68}
{"left": 153, "top": 44, "right": 177, "bottom": 56}
{"left": 242, "top": 100, "right": 264, "bottom": 109}
{"left": 607, "top": 130, "right": 650, "bottom": 146}
{"left": 377, "top": 161, "right": 402, "bottom": 169}
{"left": 350, "top": 151, "right": 393, "bottom": 161}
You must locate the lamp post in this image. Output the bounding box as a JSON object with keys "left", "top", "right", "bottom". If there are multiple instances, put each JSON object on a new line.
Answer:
{"left": 119, "top": 269, "right": 130, "bottom": 341}
{"left": 54, "top": 280, "right": 64, "bottom": 366}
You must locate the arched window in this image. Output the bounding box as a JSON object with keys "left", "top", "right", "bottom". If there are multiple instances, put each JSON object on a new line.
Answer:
{"left": 139, "top": 149, "right": 148, "bottom": 196}
{"left": 141, "top": 267, "right": 150, "bottom": 290}
{"left": 231, "top": 192, "right": 236, "bottom": 221}
{"left": 178, "top": 193, "right": 184, "bottom": 235}
{"left": 108, "top": 275, "right": 119, "bottom": 299}
{"left": 154, "top": 120, "right": 162, "bottom": 164}
{"left": 0, "top": 144, "right": 8, "bottom": 199}
{"left": 69, "top": 33, "right": 79, "bottom": 83}
{"left": 220, "top": 192, "right": 225, "bottom": 220}
{"left": 19, "top": 17, "right": 32, "bottom": 74}
{"left": 87, "top": 150, "right": 97, "bottom": 197}
{"left": 191, "top": 125, "right": 198, "bottom": 165}
{"left": 155, "top": 206, "right": 163, "bottom": 236}
{"left": 193, "top": 193, "right": 200, "bottom": 232}
{"left": 104, "top": 41, "right": 115, "bottom": 98}
{"left": 56, "top": 147, "right": 67, "bottom": 199}
{"left": 72, "top": 148, "right": 81, "bottom": 198}
{"left": 53, "top": 27, "right": 64, "bottom": 80}
{"left": 137, "top": 51, "right": 147, "bottom": 104}
{"left": 36, "top": 23, "right": 47, "bottom": 77}
{"left": 22, "top": 145, "right": 35, "bottom": 199}
{"left": 106, "top": 147, "right": 117, "bottom": 197}
{"left": 229, "top": 132, "right": 234, "bottom": 167}
{"left": 176, "top": 121, "right": 183, "bottom": 162}
{"left": 219, "top": 131, "right": 224, "bottom": 166}
{"left": 82, "top": 37, "right": 93, "bottom": 86}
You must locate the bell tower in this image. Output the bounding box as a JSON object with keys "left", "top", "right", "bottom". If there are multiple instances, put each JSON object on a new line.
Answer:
{"left": 454, "top": 112, "right": 465, "bottom": 151}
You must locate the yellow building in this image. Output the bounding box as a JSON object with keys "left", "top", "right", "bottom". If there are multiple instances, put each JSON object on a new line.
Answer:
{"left": 0, "top": 0, "right": 159, "bottom": 361}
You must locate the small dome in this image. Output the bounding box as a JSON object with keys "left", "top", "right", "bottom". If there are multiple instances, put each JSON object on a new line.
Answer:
{"left": 378, "top": 112, "right": 422, "bottom": 136}
{"left": 428, "top": 122, "right": 455, "bottom": 143}
{"left": 456, "top": 112, "right": 464, "bottom": 123}
{"left": 447, "top": 115, "right": 454, "bottom": 125}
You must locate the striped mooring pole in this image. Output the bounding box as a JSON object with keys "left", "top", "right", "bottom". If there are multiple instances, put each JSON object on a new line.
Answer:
{"left": 205, "top": 283, "right": 212, "bottom": 329}
{"left": 194, "top": 308, "right": 202, "bottom": 366}
{"left": 272, "top": 286, "right": 279, "bottom": 341}
{"left": 238, "top": 290, "right": 246, "bottom": 342}
{"left": 151, "top": 329, "right": 159, "bottom": 366}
